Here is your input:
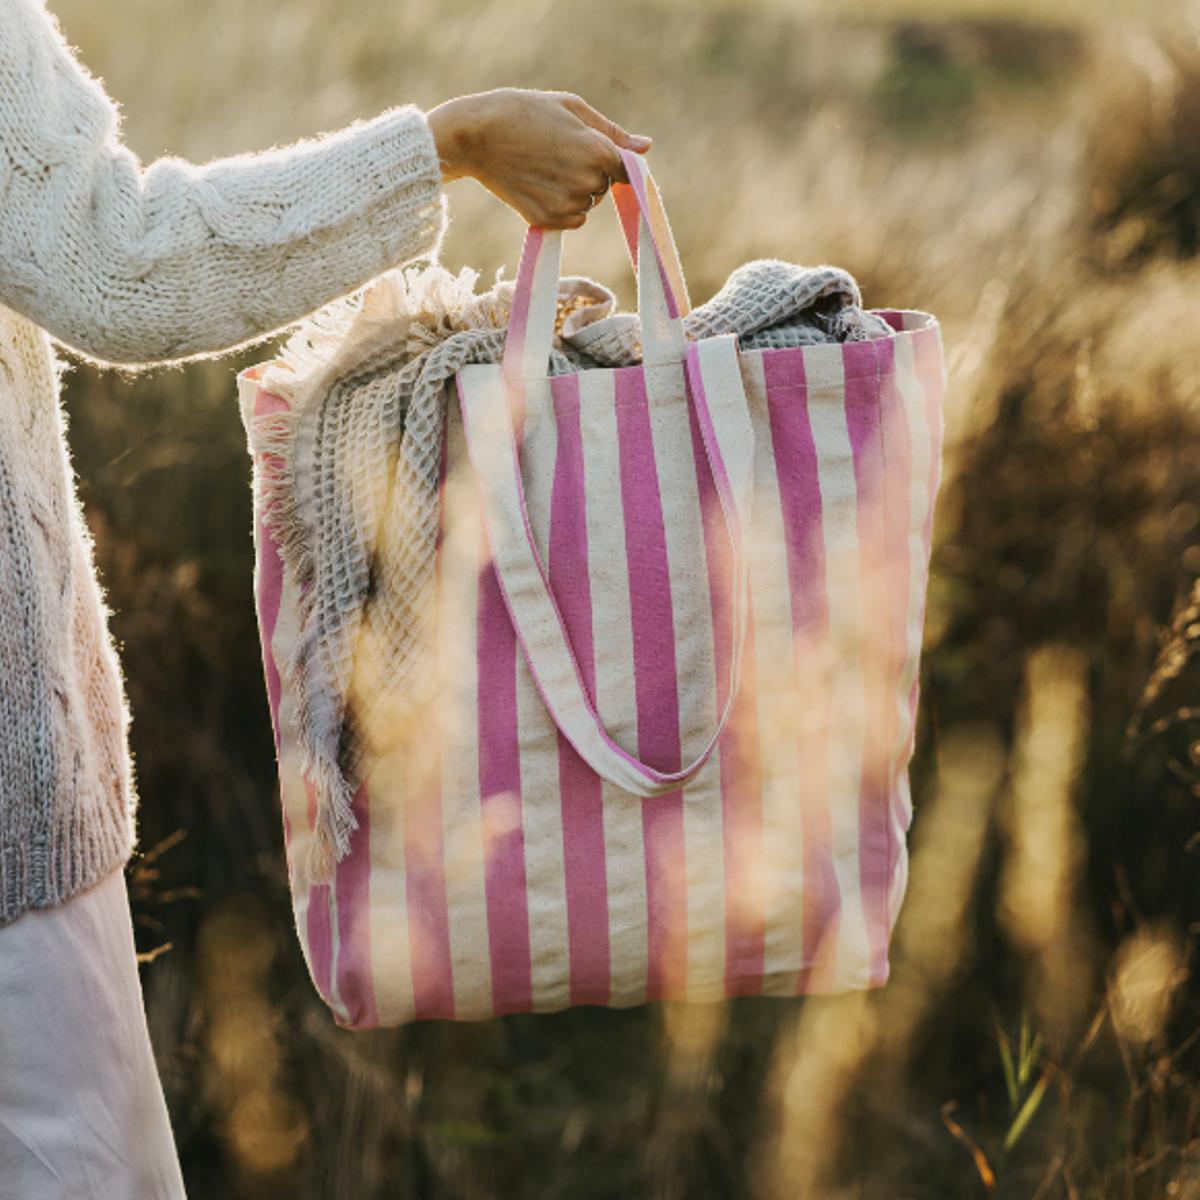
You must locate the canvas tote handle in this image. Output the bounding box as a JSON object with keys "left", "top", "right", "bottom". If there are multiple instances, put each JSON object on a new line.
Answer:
{"left": 609, "top": 152, "right": 692, "bottom": 319}
{"left": 501, "top": 147, "right": 692, "bottom": 376}
{"left": 459, "top": 149, "right": 754, "bottom": 797}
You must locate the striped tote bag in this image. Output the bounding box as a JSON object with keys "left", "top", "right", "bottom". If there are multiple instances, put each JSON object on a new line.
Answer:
{"left": 238, "top": 147, "right": 946, "bottom": 1029}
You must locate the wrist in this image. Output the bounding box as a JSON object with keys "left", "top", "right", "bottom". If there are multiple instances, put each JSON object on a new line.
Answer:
{"left": 427, "top": 95, "right": 481, "bottom": 184}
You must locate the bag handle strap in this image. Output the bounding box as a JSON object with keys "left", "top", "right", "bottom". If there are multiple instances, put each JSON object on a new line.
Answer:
{"left": 609, "top": 149, "right": 692, "bottom": 319}
{"left": 502, "top": 148, "right": 693, "bottom": 379}
{"left": 459, "top": 328, "right": 754, "bottom": 797}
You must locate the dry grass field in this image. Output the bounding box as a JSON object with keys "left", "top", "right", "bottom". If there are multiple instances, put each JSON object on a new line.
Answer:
{"left": 40, "top": 0, "right": 1200, "bottom": 1195}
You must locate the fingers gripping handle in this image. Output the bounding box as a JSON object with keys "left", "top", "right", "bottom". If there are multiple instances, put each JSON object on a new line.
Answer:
{"left": 457, "top": 333, "right": 755, "bottom": 798}
{"left": 502, "top": 148, "right": 693, "bottom": 379}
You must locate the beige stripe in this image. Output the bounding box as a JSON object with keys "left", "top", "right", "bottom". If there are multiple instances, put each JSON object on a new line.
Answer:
{"left": 437, "top": 392, "right": 493, "bottom": 1019}
{"left": 514, "top": 380, "right": 571, "bottom": 1011}
{"left": 644, "top": 365, "right": 726, "bottom": 1001}
{"left": 361, "top": 740, "right": 414, "bottom": 1025}
{"left": 579, "top": 369, "right": 648, "bottom": 1007}
{"left": 516, "top": 234, "right": 564, "bottom": 378}
{"left": 738, "top": 352, "right": 810, "bottom": 992}
{"left": 802, "top": 344, "right": 873, "bottom": 987}
{"left": 894, "top": 335, "right": 934, "bottom": 821}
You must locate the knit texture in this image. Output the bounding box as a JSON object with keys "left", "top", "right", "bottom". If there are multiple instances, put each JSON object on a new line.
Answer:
{"left": 0, "top": 0, "right": 451, "bottom": 925}
{"left": 247, "top": 257, "right": 893, "bottom": 880}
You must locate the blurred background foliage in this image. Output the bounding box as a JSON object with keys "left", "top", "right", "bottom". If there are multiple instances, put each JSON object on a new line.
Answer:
{"left": 43, "top": 0, "right": 1200, "bottom": 1194}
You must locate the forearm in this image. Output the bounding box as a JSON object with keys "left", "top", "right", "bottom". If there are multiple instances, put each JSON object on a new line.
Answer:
{"left": 0, "top": 0, "right": 451, "bottom": 367}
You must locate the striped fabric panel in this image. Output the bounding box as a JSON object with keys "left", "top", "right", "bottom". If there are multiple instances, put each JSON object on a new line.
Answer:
{"left": 421, "top": 396, "right": 483, "bottom": 1021}
{"left": 843, "top": 336, "right": 897, "bottom": 986}
{"left": 740, "top": 351, "right": 819, "bottom": 993}
{"left": 242, "top": 378, "right": 349, "bottom": 1023}
{"left": 644, "top": 371, "right": 727, "bottom": 1002}
{"left": 909, "top": 327, "right": 947, "bottom": 764}
{"left": 360, "top": 741, "right": 415, "bottom": 1027}
{"left": 612, "top": 366, "right": 688, "bottom": 1003}
{"left": 302, "top": 792, "right": 340, "bottom": 1021}
{"left": 878, "top": 333, "right": 926, "bottom": 936}
{"left": 406, "top": 799, "right": 453, "bottom": 1024}
{"left": 578, "top": 370, "right": 648, "bottom": 1008}
{"left": 476, "top": 503, "right": 533, "bottom": 1015}
{"left": 512, "top": 375, "right": 568, "bottom": 1014}
{"left": 547, "top": 374, "right": 609, "bottom": 1008}
{"left": 245, "top": 306, "right": 946, "bottom": 1027}
{"left": 755, "top": 349, "right": 842, "bottom": 990}
{"left": 285, "top": 627, "right": 335, "bottom": 1014}
{"left": 333, "top": 784, "right": 376, "bottom": 1027}
{"left": 873, "top": 338, "right": 916, "bottom": 955}
{"left": 687, "top": 375, "right": 766, "bottom": 997}
{"left": 886, "top": 325, "right": 944, "bottom": 929}
{"left": 892, "top": 335, "right": 932, "bottom": 824}
{"left": 250, "top": 381, "right": 345, "bottom": 1023}
{"left": 314, "top": 783, "right": 350, "bottom": 1025}
{"left": 799, "top": 341, "right": 874, "bottom": 988}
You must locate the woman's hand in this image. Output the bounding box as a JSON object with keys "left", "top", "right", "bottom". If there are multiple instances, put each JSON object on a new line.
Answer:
{"left": 427, "top": 88, "right": 652, "bottom": 229}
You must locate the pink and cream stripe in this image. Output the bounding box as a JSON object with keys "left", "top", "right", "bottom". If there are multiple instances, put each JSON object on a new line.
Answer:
{"left": 237, "top": 146, "right": 947, "bottom": 1028}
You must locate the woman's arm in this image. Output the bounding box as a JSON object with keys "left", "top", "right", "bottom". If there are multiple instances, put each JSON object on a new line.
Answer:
{"left": 0, "top": 0, "right": 450, "bottom": 367}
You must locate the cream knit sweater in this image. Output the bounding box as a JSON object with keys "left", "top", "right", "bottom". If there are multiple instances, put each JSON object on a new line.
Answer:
{"left": 0, "top": 0, "right": 451, "bottom": 925}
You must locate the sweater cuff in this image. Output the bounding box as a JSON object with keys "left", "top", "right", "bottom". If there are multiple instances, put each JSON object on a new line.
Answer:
{"left": 332, "top": 102, "right": 451, "bottom": 268}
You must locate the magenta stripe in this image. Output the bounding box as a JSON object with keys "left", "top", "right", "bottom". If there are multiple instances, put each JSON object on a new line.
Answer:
{"left": 406, "top": 430, "right": 455, "bottom": 1020}
{"left": 760, "top": 349, "right": 842, "bottom": 982}
{"left": 501, "top": 227, "right": 542, "bottom": 377}
{"left": 614, "top": 369, "right": 687, "bottom": 1002}
{"left": 333, "top": 781, "right": 378, "bottom": 1028}
{"left": 620, "top": 160, "right": 681, "bottom": 321}
{"left": 685, "top": 392, "right": 765, "bottom": 994}
{"left": 476, "top": 516, "right": 534, "bottom": 1015}
{"left": 613, "top": 184, "right": 641, "bottom": 271}
{"left": 842, "top": 339, "right": 894, "bottom": 981}
{"left": 549, "top": 376, "right": 611, "bottom": 1005}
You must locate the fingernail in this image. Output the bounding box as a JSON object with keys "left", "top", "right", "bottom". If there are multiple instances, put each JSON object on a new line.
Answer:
{"left": 630, "top": 134, "right": 652, "bottom": 146}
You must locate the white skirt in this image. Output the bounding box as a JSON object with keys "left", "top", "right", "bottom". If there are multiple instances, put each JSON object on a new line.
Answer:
{"left": 0, "top": 866, "right": 188, "bottom": 1199}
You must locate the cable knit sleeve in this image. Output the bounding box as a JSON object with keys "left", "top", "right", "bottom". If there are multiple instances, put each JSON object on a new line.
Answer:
{"left": 0, "top": 0, "right": 452, "bottom": 367}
